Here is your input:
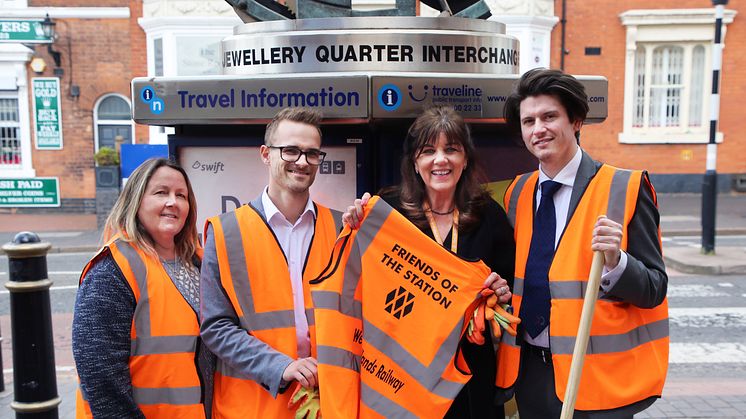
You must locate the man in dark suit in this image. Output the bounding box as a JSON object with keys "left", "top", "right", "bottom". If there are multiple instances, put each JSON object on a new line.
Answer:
{"left": 499, "top": 68, "right": 669, "bottom": 418}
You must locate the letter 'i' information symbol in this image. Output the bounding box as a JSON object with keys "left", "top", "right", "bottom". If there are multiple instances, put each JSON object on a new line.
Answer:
{"left": 140, "top": 86, "right": 164, "bottom": 115}
{"left": 384, "top": 286, "right": 415, "bottom": 319}
{"left": 378, "top": 84, "right": 402, "bottom": 111}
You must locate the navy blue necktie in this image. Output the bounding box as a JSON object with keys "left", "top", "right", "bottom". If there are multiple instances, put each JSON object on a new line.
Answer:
{"left": 520, "top": 180, "right": 562, "bottom": 339}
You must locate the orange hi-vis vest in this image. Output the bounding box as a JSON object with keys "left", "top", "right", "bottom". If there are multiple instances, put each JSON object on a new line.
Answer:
{"left": 76, "top": 238, "right": 206, "bottom": 419}
{"left": 497, "top": 165, "right": 669, "bottom": 411}
{"left": 206, "top": 203, "right": 340, "bottom": 419}
{"left": 311, "top": 196, "right": 492, "bottom": 418}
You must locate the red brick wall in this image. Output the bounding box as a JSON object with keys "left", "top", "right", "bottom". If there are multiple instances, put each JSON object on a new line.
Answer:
{"left": 550, "top": 0, "right": 745, "bottom": 175}
{"left": 27, "top": 3, "right": 145, "bottom": 200}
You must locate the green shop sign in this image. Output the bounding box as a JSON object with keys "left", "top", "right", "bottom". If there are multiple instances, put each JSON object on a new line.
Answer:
{"left": 0, "top": 178, "right": 60, "bottom": 207}
{"left": 0, "top": 20, "right": 52, "bottom": 43}
{"left": 33, "top": 78, "right": 63, "bottom": 149}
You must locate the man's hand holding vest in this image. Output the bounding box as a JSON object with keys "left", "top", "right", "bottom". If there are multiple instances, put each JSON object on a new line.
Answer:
{"left": 283, "top": 357, "right": 319, "bottom": 389}
{"left": 288, "top": 384, "right": 321, "bottom": 419}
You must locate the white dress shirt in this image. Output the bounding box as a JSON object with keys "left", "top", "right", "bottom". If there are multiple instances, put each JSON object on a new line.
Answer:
{"left": 525, "top": 147, "right": 628, "bottom": 348}
{"left": 261, "top": 188, "right": 316, "bottom": 358}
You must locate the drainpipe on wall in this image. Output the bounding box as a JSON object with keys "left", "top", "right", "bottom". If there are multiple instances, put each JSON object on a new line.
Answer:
{"left": 560, "top": 0, "right": 567, "bottom": 70}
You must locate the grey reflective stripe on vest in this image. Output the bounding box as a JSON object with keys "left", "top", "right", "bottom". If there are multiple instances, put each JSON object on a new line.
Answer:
{"left": 118, "top": 241, "right": 197, "bottom": 356}
{"left": 317, "top": 345, "right": 361, "bottom": 372}
{"left": 513, "top": 277, "right": 524, "bottom": 297}
{"left": 331, "top": 208, "right": 344, "bottom": 235}
{"left": 312, "top": 290, "right": 362, "bottom": 319}
{"left": 363, "top": 318, "right": 464, "bottom": 399}
{"left": 550, "top": 280, "right": 588, "bottom": 300}
{"left": 607, "top": 169, "right": 632, "bottom": 224}
{"left": 132, "top": 386, "right": 202, "bottom": 406}
{"left": 220, "top": 211, "right": 296, "bottom": 331}
{"left": 506, "top": 174, "right": 531, "bottom": 227}
{"left": 311, "top": 200, "right": 382, "bottom": 317}
{"left": 356, "top": 199, "right": 392, "bottom": 257}
{"left": 117, "top": 242, "right": 151, "bottom": 338}
{"left": 132, "top": 335, "right": 198, "bottom": 356}
{"left": 500, "top": 329, "right": 518, "bottom": 347}
{"left": 362, "top": 381, "right": 418, "bottom": 419}
{"left": 551, "top": 318, "right": 669, "bottom": 355}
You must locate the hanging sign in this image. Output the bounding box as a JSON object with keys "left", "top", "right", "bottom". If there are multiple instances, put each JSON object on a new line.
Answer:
{"left": 0, "top": 20, "right": 51, "bottom": 43}
{"left": 32, "top": 77, "right": 63, "bottom": 149}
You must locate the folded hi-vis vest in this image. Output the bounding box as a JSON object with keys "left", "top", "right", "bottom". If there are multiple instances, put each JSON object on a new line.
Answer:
{"left": 206, "top": 203, "right": 339, "bottom": 419}
{"left": 497, "top": 165, "right": 669, "bottom": 411}
{"left": 311, "top": 196, "right": 492, "bottom": 418}
{"left": 76, "top": 237, "right": 205, "bottom": 419}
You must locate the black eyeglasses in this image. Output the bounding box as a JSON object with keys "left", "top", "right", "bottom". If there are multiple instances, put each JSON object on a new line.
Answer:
{"left": 268, "top": 145, "right": 327, "bottom": 166}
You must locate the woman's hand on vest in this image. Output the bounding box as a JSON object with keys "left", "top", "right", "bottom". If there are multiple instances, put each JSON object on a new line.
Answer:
{"left": 282, "top": 357, "right": 319, "bottom": 389}
{"left": 591, "top": 215, "right": 623, "bottom": 271}
{"left": 484, "top": 272, "right": 512, "bottom": 304}
{"left": 342, "top": 192, "right": 371, "bottom": 230}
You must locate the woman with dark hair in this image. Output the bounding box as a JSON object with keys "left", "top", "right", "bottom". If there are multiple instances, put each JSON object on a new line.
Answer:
{"left": 344, "top": 105, "right": 516, "bottom": 418}
{"left": 73, "top": 158, "right": 214, "bottom": 418}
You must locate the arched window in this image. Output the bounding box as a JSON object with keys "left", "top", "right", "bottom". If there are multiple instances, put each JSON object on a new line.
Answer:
{"left": 94, "top": 94, "right": 133, "bottom": 153}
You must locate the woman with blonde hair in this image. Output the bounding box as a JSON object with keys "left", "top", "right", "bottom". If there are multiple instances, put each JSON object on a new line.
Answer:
{"left": 73, "top": 158, "right": 213, "bottom": 418}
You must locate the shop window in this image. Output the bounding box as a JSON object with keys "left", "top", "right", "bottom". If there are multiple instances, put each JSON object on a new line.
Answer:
{"left": 0, "top": 96, "right": 21, "bottom": 166}
{"left": 619, "top": 9, "right": 734, "bottom": 144}
{"left": 94, "top": 94, "right": 133, "bottom": 153}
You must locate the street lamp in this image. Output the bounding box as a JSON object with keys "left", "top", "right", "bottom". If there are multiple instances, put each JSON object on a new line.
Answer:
{"left": 39, "top": 14, "right": 62, "bottom": 74}
{"left": 40, "top": 13, "right": 56, "bottom": 39}
{"left": 701, "top": 0, "right": 728, "bottom": 254}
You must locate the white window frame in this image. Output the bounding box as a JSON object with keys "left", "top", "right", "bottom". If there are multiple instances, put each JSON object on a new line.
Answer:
{"left": 138, "top": 15, "right": 240, "bottom": 144}
{"left": 619, "top": 8, "right": 736, "bottom": 144}
{"left": 93, "top": 93, "right": 135, "bottom": 154}
{"left": 0, "top": 45, "right": 35, "bottom": 178}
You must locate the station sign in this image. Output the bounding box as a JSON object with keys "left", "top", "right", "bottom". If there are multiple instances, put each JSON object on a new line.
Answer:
{"left": 132, "top": 75, "right": 369, "bottom": 124}
{"left": 222, "top": 17, "right": 519, "bottom": 76}
{"left": 371, "top": 75, "right": 608, "bottom": 122}
{"left": 133, "top": 75, "right": 608, "bottom": 124}
{"left": 0, "top": 178, "right": 60, "bottom": 207}
{"left": 0, "top": 20, "right": 51, "bottom": 43}
{"left": 32, "top": 78, "right": 63, "bottom": 149}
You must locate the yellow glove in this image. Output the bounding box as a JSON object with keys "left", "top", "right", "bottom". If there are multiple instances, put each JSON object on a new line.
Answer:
{"left": 287, "top": 384, "right": 321, "bottom": 419}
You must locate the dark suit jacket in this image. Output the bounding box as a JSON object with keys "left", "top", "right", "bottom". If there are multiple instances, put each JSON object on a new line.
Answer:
{"left": 568, "top": 150, "right": 667, "bottom": 308}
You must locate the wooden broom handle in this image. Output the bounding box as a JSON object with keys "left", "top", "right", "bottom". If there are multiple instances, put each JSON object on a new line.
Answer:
{"left": 560, "top": 251, "right": 605, "bottom": 419}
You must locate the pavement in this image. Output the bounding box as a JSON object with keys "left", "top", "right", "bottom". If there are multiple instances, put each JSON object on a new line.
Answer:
{"left": 0, "top": 192, "right": 744, "bottom": 418}
{"left": 1, "top": 193, "right": 744, "bottom": 274}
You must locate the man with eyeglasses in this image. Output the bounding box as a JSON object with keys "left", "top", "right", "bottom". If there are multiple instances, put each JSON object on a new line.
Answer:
{"left": 200, "top": 107, "right": 342, "bottom": 418}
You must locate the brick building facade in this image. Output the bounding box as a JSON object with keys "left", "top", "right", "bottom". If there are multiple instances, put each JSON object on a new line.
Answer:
{"left": 1, "top": 0, "right": 146, "bottom": 225}
{"left": 2, "top": 0, "right": 742, "bottom": 226}
{"left": 548, "top": 0, "right": 743, "bottom": 192}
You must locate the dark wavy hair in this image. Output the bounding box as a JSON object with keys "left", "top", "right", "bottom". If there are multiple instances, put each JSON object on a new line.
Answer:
{"left": 504, "top": 68, "right": 589, "bottom": 142}
{"left": 394, "top": 105, "right": 490, "bottom": 232}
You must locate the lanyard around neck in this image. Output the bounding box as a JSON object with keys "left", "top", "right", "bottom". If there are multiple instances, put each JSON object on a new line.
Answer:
{"left": 423, "top": 202, "right": 459, "bottom": 254}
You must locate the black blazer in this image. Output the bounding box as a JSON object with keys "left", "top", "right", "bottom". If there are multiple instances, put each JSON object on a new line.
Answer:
{"left": 568, "top": 150, "right": 667, "bottom": 308}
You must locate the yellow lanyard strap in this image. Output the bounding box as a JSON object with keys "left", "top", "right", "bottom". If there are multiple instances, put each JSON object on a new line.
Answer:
{"left": 423, "top": 203, "right": 459, "bottom": 254}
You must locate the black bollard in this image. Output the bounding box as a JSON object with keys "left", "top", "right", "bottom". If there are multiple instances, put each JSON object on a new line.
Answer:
{"left": 3, "top": 232, "right": 59, "bottom": 419}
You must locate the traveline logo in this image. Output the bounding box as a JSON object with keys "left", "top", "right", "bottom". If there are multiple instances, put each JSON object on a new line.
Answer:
{"left": 176, "top": 87, "right": 360, "bottom": 109}
{"left": 140, "top": 86, "right": 164, "bottom": 115}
